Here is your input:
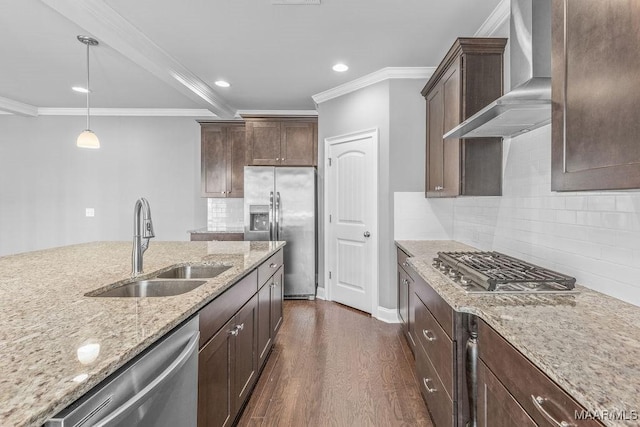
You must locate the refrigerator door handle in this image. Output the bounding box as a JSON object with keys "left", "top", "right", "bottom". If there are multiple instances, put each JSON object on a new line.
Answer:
{"left": 275, "top": 191, "right": 281, "bottom": 241}
{"left": 269, "top": 191, "right": 274, "bottom": 241}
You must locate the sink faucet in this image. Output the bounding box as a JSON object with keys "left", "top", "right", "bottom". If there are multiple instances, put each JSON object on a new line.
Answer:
{"left": 132, "top": 197, "right": 155, "bottom": 276}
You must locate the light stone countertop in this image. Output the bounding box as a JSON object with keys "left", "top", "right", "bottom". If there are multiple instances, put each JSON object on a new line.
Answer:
{"left": 0, "top": 240, "right": 285, "bottom": 427}
{"left": 189, "top": 227, "right": 244, "bottom": 234}
{"left": 396, "top": 240, "right": 640, "bottom": 427}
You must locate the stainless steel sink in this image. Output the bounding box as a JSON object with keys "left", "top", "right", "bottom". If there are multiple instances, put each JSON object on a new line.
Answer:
{"left": 92, "top": 279, "right": 208, "bottom": 298}
{"left": 156, "top": 264, "right": 231, "bottom": 279}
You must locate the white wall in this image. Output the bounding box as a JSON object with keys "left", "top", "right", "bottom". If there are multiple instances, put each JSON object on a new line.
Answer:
{"left": 0, "top": 115, "right": 207, "bottom": 256}
{"left": 394, "top": 124, "right": 640, "bottom": 307}
{"left": 317, "top": 78, "right": 426, "bottom": 311}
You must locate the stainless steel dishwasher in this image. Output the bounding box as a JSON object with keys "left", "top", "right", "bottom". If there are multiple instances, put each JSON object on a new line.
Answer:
{"left": 46, "top": 316, "right": 199, "bottom": 427}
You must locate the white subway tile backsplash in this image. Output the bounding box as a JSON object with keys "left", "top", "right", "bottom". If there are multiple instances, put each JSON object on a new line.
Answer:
{"left": 454, "top": 125, "right": 639, "bottom": 306}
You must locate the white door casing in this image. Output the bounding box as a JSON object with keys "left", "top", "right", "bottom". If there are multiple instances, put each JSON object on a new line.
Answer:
{"left": 324, "top": 128, "right": 378, "bottom": 314}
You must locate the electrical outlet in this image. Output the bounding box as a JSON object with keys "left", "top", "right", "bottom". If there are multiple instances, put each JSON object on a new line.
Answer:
{"left": 85, "top": 208, "right": 95, "bottom": 217}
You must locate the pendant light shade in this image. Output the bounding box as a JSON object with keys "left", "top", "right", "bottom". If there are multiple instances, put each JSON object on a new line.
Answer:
{"left": 76, "top": 35, "right": 100, "bottom": 149}
{"left": 76, "top": 130, "right": 100, "bottom": 149}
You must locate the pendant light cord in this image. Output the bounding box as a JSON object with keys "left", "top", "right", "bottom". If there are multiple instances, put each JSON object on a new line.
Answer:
{"left": 86, "top": 41, "right": 90, "bottom": 130}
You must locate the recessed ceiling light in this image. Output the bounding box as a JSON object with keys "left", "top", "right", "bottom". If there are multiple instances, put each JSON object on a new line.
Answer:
{"left": 72, "top": 86, "right": 90, "bottom": 93}
{"left": 332, "top": 63, "right": 349, "bottom": 72}
{"left": 215, "top": 80, "right": 231, "bottom": 88}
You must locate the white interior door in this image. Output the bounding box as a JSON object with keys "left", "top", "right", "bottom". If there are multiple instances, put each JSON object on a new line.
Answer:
{"left": 325, "top": 129, "right": 377, "bottom": 313}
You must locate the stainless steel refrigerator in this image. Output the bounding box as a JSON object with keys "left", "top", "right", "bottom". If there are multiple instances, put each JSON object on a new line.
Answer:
{"left": 244, "top": 166, "right": 316, "bottom": 299}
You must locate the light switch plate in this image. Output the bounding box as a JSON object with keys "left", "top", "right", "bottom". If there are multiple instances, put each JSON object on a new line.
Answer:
{"left": 85, "top": 208, "right": 95, "bottom": 217}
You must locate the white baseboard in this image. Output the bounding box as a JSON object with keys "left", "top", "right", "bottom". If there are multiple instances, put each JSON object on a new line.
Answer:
{"left": 375, "top": 306, "right": 400, "bottom": 323}
{"left": 315, "top": 286, "right": 326, "bottom": 300}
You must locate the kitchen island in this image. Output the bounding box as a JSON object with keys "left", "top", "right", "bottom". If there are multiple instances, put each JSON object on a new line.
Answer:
{"left": 0, "top": 240, "right": 284, "bottom": 427}
{"left": 397, "top": 240, "right": 640, "bottom": 427}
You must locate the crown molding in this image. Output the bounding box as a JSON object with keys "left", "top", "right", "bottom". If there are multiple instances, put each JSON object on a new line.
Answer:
{"left": 474, "top": 0, "right": 509, "bottom": 37}
{"left": 37, "top": 108, "right": 217, "bottom": 117}
{"left": 40, "top": 0, "right": 236, "bottom": 119}
{"left": 236, "top": 109, "right": 318, "bottom": 117}
{"left": 311, "top": 67, "right": 435, "bottom": 105}
{"left": 0, "top": 96, "right": 38, "bottom": 117}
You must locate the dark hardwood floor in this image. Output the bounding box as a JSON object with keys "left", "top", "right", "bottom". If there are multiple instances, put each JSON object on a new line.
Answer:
{"left": 237, "top": 300, "right": 433, "bottom": 427}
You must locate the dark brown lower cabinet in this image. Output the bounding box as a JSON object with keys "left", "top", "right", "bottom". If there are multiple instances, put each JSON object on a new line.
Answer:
{"left": 478, "top": 320, "right": 604, "bottom": 427}
{"left": 198, "top": 249, "right": 285, "bottom": 427}
{"left": 198, "top": 317, "right": 233, "bottom": 427}
{"left": 270, "top": 266, "right": 283, "bottom": 337}
{"left": 257, "top": 265, "right": 284, "bottom": 370}
{"left": 478, "top": 361, "right": 536, "bottom": 427}
{"left": 231, "top": 295, "right": 259, "bottom": 414}
{"left": 199, "top": 295, "right": 258, "bottom": 427}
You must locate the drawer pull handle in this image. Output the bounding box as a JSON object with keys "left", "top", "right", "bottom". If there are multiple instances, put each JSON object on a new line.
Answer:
{"left": 402, "top": 261, "right": 409, "bottom": 267}
{"left": 531, "top": 395, "right": 575, "bottom": 427}
{"left": 423, "top": 378, "right": 437, "bottom": 393}
{"left": 229, "top": 323, "right": 245, "bottom": 336}
{"left": 423, "top": 330, "right": 436, "bottom": 342}
{"left": 402, "top": 279, "right": 409, "bottom": 285}
{"left": 270, "top": 263, "right": 278, "bottom": 268}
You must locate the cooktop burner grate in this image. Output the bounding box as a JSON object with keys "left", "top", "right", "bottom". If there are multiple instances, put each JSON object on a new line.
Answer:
{"left": 433, "top": 251, "right": 576, "bottom": 292}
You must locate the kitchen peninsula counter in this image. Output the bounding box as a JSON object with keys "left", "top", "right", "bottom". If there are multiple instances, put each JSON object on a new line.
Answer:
{"left": 0, "top": 240, "right": 285, "bottom": 427}
{"left": 396, "top": 240, "right": 640, "bottom": 427}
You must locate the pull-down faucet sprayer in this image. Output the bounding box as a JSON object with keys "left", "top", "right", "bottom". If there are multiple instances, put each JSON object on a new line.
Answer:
{"left": 132, "top": 197, "right": 155, "bottom": 276}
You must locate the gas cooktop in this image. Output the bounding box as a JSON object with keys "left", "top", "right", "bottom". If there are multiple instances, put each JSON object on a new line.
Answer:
{"left": 432, "top": 251, "right": 577, "bottom": 294}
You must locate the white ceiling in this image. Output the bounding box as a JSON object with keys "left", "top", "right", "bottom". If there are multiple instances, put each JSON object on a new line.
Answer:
{"left": 0, "top": 0, "right": 503, "bottom": 116}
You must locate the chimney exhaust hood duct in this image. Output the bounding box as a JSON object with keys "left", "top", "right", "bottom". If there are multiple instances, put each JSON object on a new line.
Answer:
{"left": 445, "top": 0, "right": 551, "bottom": 139}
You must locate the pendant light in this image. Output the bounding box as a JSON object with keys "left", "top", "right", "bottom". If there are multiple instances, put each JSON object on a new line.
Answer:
{"left": 76, "top": 35, "right": 100, "bottom": 149}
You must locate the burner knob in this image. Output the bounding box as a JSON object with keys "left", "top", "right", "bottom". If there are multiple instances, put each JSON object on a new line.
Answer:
{"left": 431, "top": 259, "right": 439, "bottom": 268}
{"left": 460, "top": 276, "right": 470, "bottom": 286}
{"left": 439, "top": 264, "right": 447, "bottom": 272}
{"left": 448, "top": 269, "right": 458, "bottom": 278}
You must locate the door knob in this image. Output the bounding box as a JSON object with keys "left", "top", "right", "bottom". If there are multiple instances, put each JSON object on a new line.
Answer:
{"left": 364, "top": 231, "right": 371, "bottom": 238}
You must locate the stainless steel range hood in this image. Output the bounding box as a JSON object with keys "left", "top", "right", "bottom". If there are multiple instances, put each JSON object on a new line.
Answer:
{"left": 445, "top": 0, "right": 551, "bottom": 139}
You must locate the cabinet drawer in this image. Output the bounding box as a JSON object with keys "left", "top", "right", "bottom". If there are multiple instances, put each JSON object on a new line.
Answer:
{"left": 397, "top": 247, "right": 411, "bottom": 271}
{"left": 409, "top": 268, "right": 454, "bottom": 339}
{"left": 416, "top": 344, "right": 454, "bottom": 427}
{"left": 258, "top": 250, "right": 283, "bottom": 290}
{"left": 479, "top": 321, "right": 603, "bottom": 427}
{"left": 199, "top": 270, "right": 257, "bottom": 348}
{"left": 415, "top": 296, "right": 454, "bottom": 400}
{"left": 478, "top": 360, "right": 536, "bottom": 427}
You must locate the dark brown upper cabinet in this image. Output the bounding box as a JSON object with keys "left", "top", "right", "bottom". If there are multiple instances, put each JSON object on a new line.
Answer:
{"left": 551, "top": 0, "right": 640, "bottom": 191}
{"left": 200, "top": 122, "right": 246, "bottom": 198}
{"left": 421, "top": 38, "right": 506, "bottom": 198}
{"left": 245, "top": 118, "right": 317, "bottom": 167}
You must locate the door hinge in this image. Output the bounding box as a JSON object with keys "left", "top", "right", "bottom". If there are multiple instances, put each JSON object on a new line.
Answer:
{"left": 329, "top": 214, "right": 332, "bottom": 223}
{"left": 329, "top": 271, "right": 332, "bottom": 279}
{"left": 328, "top": 158, "right": 332, "bottom": 166}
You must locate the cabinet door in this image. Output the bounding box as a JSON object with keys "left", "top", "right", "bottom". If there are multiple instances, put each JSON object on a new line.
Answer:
{"left": 247, "top": 121, "right": 281, "bottom": 166}
{"left": 478, "top": 361, "right": 536, "bottom": 427}
{"left": 230, "top": 295, "right": 259, "bottom": 418}
{"left": 198, "top": 319, "right": 234, "bottom": 427}
{"left": 426, "top": 83, "right": 444, "bottom": 197}
{"left": 257, "top": 278, "right": 272, "bottom": 370}
{"left": 407, "top": 281, "right": 417, "bottom": 350}
{"left": 280, "top": 121, "right": 316, "bottom": 166}
{"left": 226, "top": 125, "right": 246, "bottom": 198}
{"left": 397, "top": 266, "right": 409, "bottom": 327}
{"left": 441, "top": 63, "right": 461, "bottom": 198}
{"left": 552, "top": 0, "right": 640, "bottom": 191}
{"left": 270, "top": 265, "right": 284, "bottom": 338}
{"left": 201, "top": 125, "right": 228, "bottom": 198}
